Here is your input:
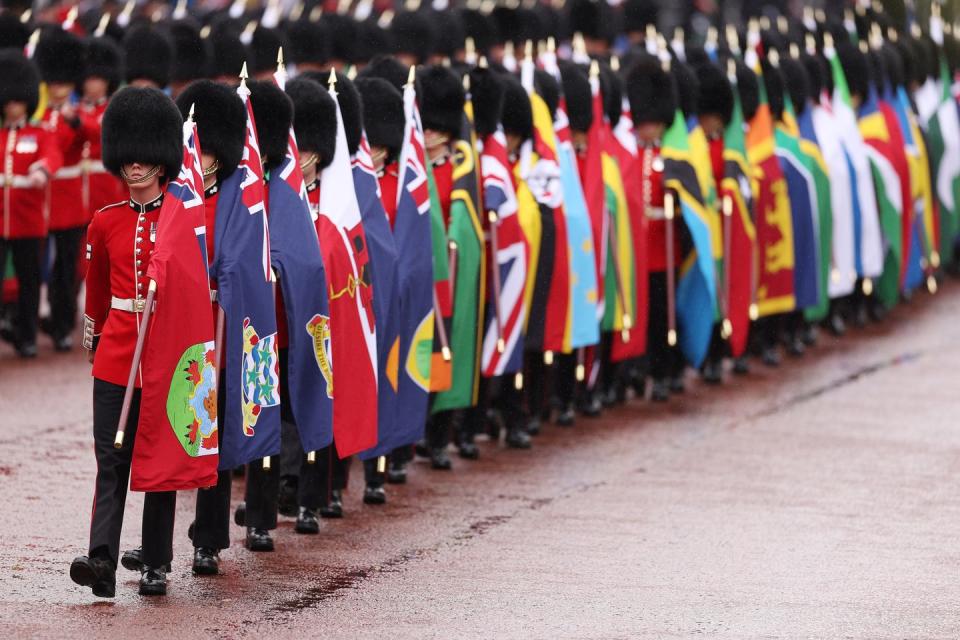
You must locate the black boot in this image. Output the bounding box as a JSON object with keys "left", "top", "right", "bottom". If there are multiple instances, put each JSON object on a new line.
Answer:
{"left": 650, "top": 380, "right": 669, "bottom": 402}
{"left": 555, "top": 405, "right": 575, "bottom": 427}
{"left": 233, "top": 501, "right": 246, "bottom": 526}
{"left": 732, "top": 357, "right": 750, "bottom": 376}
{"left": 320, "top": 489, "right": 344, "bottom": 518}
{"left": 70, "top": 555, "right": 115, "bottom": 598}
{"left": 363, "top": 485, "right": 387, "bottom": 504}
{"left": 295, "top": 507, "right": 320, "bottom": 534}
{"left": 702, "top": 360, "right": 722, "bottom": 385}
{"left": 192, "top": 547, "right": 219, "bottom": 575}
{"left": 245, "top": 527, "right": 274, "bottom": 552}
{"left": 386, "top": 459, "right": 407, "bottom": 484}
{"left": 120, "top": 547, "right": 171, "bottom": 573}
{"left": 138, "top": 566, "right": 167, "bottom": 596}
{"left": 761, "top": 346, "right": 781, "bottom": 367}
{"left": 504, "top": 425, "right": 532, "bottom": 449}
{"left": 278, "top": 475, "right": 298, "bottom": 518}
{"left": 429, "top": 448, "right": 452, "bottom": 470}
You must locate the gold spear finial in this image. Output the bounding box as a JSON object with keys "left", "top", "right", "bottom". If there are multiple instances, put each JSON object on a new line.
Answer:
{"left": 768, "top": 48, "right": 780, "bottom": 68}
{"left": 19, "top": 9, "right": 30, "bottom": 24}
{"left": 727, "top": 58, "right": 736, "bottom": 82}
{"left": 328, "top": 68, "right": 338, "bottom": 94}
{"left": 573, "top": 32, "right": 587, "bottom": 57}
{"left": 479, "top": 56, "right": 489, "bottom": 69}
{"left": 188, "top": 102, "right": 196, "bottom": 122}
{"left": 239, "top": 61, "right": 249, "bottom": 90}
{"left": 465, "top": 37, "right": 476, "bottom": 64}
{"left": 277, "top": 46, "right": 284, "bottom": 68}
{"left": 547, "top": 36, "right": 556, "bottom": 53}
{"left": 611, "top": 55, "right": 620, "bottom": 72}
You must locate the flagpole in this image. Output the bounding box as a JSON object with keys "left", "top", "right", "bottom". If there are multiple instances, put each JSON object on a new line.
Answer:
{"left": 433, "top": 288, "right": 452, "bottom": 361}
{"left": 487, "top": 210, "right": 506, "bottom": 354}
{"left": 448, "top": 240, "right": 458, "bottom": 303}
{"left": 114, "top": 280, "right": 157, "bottom": 448}
{"left": 607, "top": 209, "right": 632, "bottom": 344}
{"left": 664, "top": 190, "right": 678, "bottom": 348}
{"left": 721, "top": 194, "right": 733, "bottom": 339}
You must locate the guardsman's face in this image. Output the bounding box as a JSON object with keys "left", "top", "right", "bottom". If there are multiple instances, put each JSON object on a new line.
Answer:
{"left": 130, "top": 78, "right": 160, "bottom": 90}
{"left": 635, "top": 122, "right": 665, "bottom": 145}
{"left": 505, "top": 133, "right": 522, "bottom": 155}
{"left": 122, "top": 163, "right": 163, "bottom": 190}
{"left": 699, "top": 113, "right": 724, "bottom": 139}
{"left": 370, "top": 145, "right": 389, "bottom": 172}
{"left": 3, "top": 101, "right": 27, "bottom": 123}
{"left": 571, "top": 130, "right": 588, "bottom": 155}
{"left": 48, "top": 82, "right": 75, "bottom": 105}
{"left": 83, "top": 77, "right": 109, "bottom": 101}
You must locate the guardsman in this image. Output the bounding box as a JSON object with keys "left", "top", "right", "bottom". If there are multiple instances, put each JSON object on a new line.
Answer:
{"left": 122, "top": 24, "right": 172, "bottom": 90}
{"left": 279, "top": 75, "right": 338, "bottom": 534}
{"left": 170, "top": 79, "right": 246, "bottom": 575}
{"left": 625, "top": 54, "right": 682, "bottom": 402}
{"left": 35, "top": 26, "right": 87, "bottom": 353}
{"left": 71, "top": 86, "right": 182, "bottom": 597}
{"left": 416, "top": 64, "right": 466, "bottom": 470}
{"left": 0, "top": 51, "right": 59, "bottom": 358}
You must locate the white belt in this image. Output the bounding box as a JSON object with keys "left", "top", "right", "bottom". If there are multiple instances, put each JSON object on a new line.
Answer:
{"left": 54, "top": 164, "right": 83, "bottom": 179}
{"left": 645, "top": 207, "right": 666, "bottom": 220}
{"left": 0, "top": 175, "right": 35, "bottom": 188}
{"left": 111, "top": 296, "right": 153, "bottom": 313}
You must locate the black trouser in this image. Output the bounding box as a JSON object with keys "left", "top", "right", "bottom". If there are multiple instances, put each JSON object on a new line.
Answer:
{"left": 363, "top": 458, "right": 384, "bottom": 488}
{"left": 426, "top": 409, "right": 453, "bottom": 450}
{"left": 752, "top": 315, "right": 782, "bottom": 352}
{"left": 486, "top": 374, "right": 524, "bottom": 430}
{"left": 647, "top": 270, "right": 683, "bottom": 380}
{"left": 47, "top": 226, "right": 85, "bottom": 340}
{"left": 460, "top": 377, "right": 491, "bottom": 443}
{"left": 89, "top": 379, "right": 176, "bottom": 569}
{"left": 244, "top": 459, "right": 279, "bottom": 530}
{"left": 299, "top": 444, "right": 350, "bottom": 509}
{"left": 523, "top": 350, "right": 549, "bottom": 420}
{"left": 0, "top": 237, "right": 41, "bottom": 348}
{"left": 704, "top": 323, "right": 726, "bottom": 368}
{"left": 554, "top": 352, "right": 577, "bottom": 409}
{"left": 193, "top": 376, "right": 231, "bottom": 551}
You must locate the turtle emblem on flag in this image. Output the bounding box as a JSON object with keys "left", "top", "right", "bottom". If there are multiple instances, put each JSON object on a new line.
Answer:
{"left": 166, "top": 340, "right": 219, "bottom": 457}
{"left": 306, "top": 314, "right": 334, "bottom": 398}
{"left": 241, "top": 317, "right": 280, "bottom": 436}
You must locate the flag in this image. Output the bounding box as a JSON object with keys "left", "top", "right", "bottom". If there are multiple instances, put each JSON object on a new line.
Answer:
{"left": 600, "top": 135, "right": 637, "bottom": 342}
{"left": 554, "top": 96, "right": 600, "bottom": 351}
{"left": 661, "top": 109, "right": 717, "bottom": 368}
{"left": 479, "top": 127, "right": 528, "bottom": 377}
{"left": 775, "top": 102, "right": 820, "bottom": 311}
{"left": 427, "top": 146, "right": 453, "bottom": 392}
{"left": 582, "top": 75, "right": 608, "bottom": 325}
{"left": 827, "top": 45, "right": 884, "bottom": 280}
{"left": 859, "top": 85, "right": 907, "bottom": 309}
{"left": 432, "top": 92, "right": 486, "bottom": 413}
{"left": 131, "top": 118, "right": 219, "bottom": 492}
{"left": 793, "top": 101, "right": 834, "bottom": 322}
{"left": 925, "top": 58, "right": 960, "bottom": 266}
{"left": 393, "top": 83, "right": 435, "bottom": 445}
{"left": 520, "top": 83, "right": 571, "bottom": 354}
{"left": 746, "top": 68, "right": 795, "bottom": 316}
{"left": 317, "top": 87, "right": 378, "bottom": 458}
{"left": 720, "top": 85, "right": 756, "bottom": 358}
{"left": 608, "top": 98, "right": 649, "bottom": 361}
{"left": 354, "top": 134, "right": 401, "bottom": 460}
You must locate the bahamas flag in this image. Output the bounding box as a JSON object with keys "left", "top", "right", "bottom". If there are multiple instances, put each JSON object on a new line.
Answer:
{"left": 554, "top": 101, "right": 600, "bottom": 351}
{"left": 860, "top": 84, "right": 907, "bottom": 309}
{"left": 775, "top": 99, "right": 820, "bottom": 311}
{"left": 432, "top": 93, "right": 486, "bottom": 413}
{"left": 662, "top": 109, "right": 716, "bottom": 368}
{"left": 720, "top": 84, "right": 756, "bottom": 358}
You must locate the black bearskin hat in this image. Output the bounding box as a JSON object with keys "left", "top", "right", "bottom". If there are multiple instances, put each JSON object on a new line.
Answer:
{"left": 672, "top": 60, "right": 699, "bottom": 119}
{"left": 626, "top": 53, "right": 676, "bottom": 126}
{"left": 513, "top": 8, "right": 545, "bottom": 47}
{"left": 801, "top": 52, "right": 827, "bottom": 103}
{"left": 170, "top": 21, "right": 209, "bottom": 85}
{"left": 322, "top": 14, "right": 359, "bottom": 65}
{"left": 285, "top": 19, "right": 329, "bottom": 68}
{"left": 460, "top": 8, "right": 498, "bottom": 55}
{"left": 559, "top": 61, "right": 593, "bottom": 133}
{"left": 433, "top": 9, "right": 465, "bottom": 60}
{"left": 500, "top": 73, "right": 533, "bottom": 142}
{"left": 175, "top": 80, "right": 245, "bottom": 180}
{"left": 355, "top": 77, "right": 404, "bottom": 163}
{"left": 734, "top": 59, "right": 760, "bottom": 121}
{"left": 867, "top": 50, "right": 886, "bottom": 97}
{"left": 123, "top": 25, "right": 173, "bottom": 88}
{"left": 250, "top": 26, "right": 287, "bottom": 77}
{"left": 0, "top": 50, "right": 40, "bottom": 115}
{"left": 880, "top": 44, "right": 905, "bottom": 91}
{"left": 780, "top": 56, "right": 811, "bottom": 116}
{"left": 760, "top": 58, "right": 785, "bottom": 120}
{"left": 836, "top": 40, "right": 869, "bottom": 102}
{"left": 0, "top": 13, "right": 29, "bottom": 50}
{"left": 468, "top": 66, "right": 505, "bottom": 138}
{"left": 102, "top": 86, "right": 183, "bottom": 181}
{"left": 418, "top": 64, "right": 464, "bottom": 139}
{"left": 391, "top": 10, "right": 437, "bottom": 64}
{"left": 360, "top": 55, "right": 414, "bottom": 93}
{"left": 695, "top": 61, "right": 733, "bottom": 124}
{"left": 84, "top": 37, "right": 123, "bottom": 95}
{"left": 567, "top": 0, "right": 614, "bottom": 44}
{"left": 600, "top": 63, "right": 623, "bottom": 128}
{"left": 534, "top": 68, "right": 560, "bottom": 120}
{"left": 208, "top": 25, "right": 248, "bottom": 81}
{"left": 355, "top": 19, "right": 393, "bottom": 66}
{"left": 35, "top": 26, "right": 84, "bottom": 86}
{"left": 247, "top": 79, "right": 293, "bottom": 171}
{"left": 301, "top": 70, "right": 362, "bottom": 156}
{"left": 623, "top": 0, "right": 658, "bottom": 35}
{"left": 285, "top": 77, "right": 337, "bottom": 170}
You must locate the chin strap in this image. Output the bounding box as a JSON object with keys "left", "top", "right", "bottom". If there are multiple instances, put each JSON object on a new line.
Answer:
{"left": 300, "top": 152, "right": 318, "bottom": 171}
{"left": 120, "top": 164, "right": 161, "bottom": 185}
{"left": 202, "top": 159, "right": 220, "bottom": 178}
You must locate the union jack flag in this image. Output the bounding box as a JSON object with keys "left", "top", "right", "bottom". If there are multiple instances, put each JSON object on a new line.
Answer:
{"left": 273, "top": 65, "right": 313, "bottom": 217}
{"left": 167, "top": 118, "right": 207, "bottom": 270}
{"left": 236, "top": 81, "right": 271, "bottom": 281}
{"left": 397, "top": 97, "right": 431, "bottom": 215}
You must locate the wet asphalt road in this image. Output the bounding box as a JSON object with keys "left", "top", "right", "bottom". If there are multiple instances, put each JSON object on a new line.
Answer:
{"left": 1, "top": 285, "right": 959, "bottom": 639}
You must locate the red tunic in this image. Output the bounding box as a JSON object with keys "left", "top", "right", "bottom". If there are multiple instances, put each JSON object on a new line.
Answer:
{"left": 1, "top": 121, "right": 61, "bottom": 239}
{"left": 79, "top": 99, "right": 125, "bottom": 218}
{"left": 83, "top": 194, "right": 162, "bottom": 387}
{"left": 641, "top": 144, "right": 680, "bottom": 272}
{"left": 42, "top": 106, "right": 87, "bottom": 231}
{"left": 378, "top": 162, "right": 399, "bottom": 228}
{"left": 431, "top": 157, "right": 453, "bottom": 227}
